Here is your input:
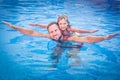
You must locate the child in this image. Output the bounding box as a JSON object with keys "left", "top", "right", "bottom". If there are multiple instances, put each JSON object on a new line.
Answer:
{"left": 29, "top": 14, "right": 98, "bottom": 36}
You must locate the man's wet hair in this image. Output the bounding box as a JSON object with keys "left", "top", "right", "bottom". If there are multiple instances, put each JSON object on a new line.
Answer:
{"left": 47, "top": 22, "right": 59, "bottom": 31}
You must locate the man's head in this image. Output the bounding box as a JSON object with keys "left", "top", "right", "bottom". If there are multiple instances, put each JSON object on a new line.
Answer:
{"left": 47, "top": 22, "right": 62, "bottom": 40}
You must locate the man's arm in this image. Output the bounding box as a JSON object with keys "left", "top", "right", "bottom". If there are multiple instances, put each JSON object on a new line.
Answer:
{"left": 2, "top": 21, "right": 50, "bottom": 38}
{"left": 67, "top": 33, "right": 118, "bottom": 43}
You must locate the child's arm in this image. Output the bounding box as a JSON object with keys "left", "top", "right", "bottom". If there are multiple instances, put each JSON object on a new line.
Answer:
{"left": 29, "top": 23, "right": 47, "bottom": 29}
{"left": 70, "top": 27, "right": 99, "bottom": 33}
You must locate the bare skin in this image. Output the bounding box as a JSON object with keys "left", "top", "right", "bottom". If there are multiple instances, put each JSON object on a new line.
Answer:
{"left": 29, "top": 23, "right": 47, "bottom": 29}
{"left": 2, "top": 21, "right": 50, "bottom": 38}
{"left": 58, "top": 18, "right": 99, "bottom": 33}
{"left": 2, "top": 21, "right": 119, "bottom": 43}
{"left": 29, "top": 22, "right": 98, "bottom": 33}
{"left": 29, "top": 14, "right": 99, "bottom": 35}
{"left": 67, "top": 33, "right": 118, "bottom": 43}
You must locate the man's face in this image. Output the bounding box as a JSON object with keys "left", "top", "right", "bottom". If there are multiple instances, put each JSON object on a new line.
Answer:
{"left": 48, "top": 24, "right": 62, "bottom": 40}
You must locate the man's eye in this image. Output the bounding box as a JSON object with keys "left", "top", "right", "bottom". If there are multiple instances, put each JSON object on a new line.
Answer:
{"left": 50, "top": 31, "right": 53, "bottom": 33}
{"left": 55, "top": 29, "right": 57, "bottom": 31}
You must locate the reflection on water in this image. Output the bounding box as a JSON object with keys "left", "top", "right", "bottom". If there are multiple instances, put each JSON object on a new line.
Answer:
{"left": 0, "top": 0, "right": 120, "bottom": 80}
{"left": 51, "top": 42, "right": 82, "bottom": 67}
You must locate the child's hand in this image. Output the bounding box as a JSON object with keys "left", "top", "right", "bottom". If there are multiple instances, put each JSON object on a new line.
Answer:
{"left": 90, "top": 30, "right": 99, "bottom": 33}
{"left": 29, "top": 23, "right": 38, "bottom": 26}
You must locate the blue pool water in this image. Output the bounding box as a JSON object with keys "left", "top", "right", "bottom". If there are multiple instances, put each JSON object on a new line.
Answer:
{"left": 0, "top": 0, "right": 120, "bottom": 80}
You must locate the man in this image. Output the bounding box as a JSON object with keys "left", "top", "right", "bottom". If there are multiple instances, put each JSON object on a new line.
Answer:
{"left": 2, "top": 21, "right": 119, "bottom": 67}
{"left": 2, "top": 21, "right": 118, "bottom": 43}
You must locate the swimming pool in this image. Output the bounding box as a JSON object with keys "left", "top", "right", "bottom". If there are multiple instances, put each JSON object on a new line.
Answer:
{"left": 0, "top": 0, "right": 120, "bottom": 80}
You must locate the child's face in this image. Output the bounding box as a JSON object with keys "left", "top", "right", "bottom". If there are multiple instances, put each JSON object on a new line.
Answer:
{"left": 58, "top": 18, "right": 68, "bottom": 31}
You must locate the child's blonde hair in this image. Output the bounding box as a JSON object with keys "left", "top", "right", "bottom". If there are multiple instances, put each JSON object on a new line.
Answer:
{"left": 57, "top": 14, "right": 70, "bottom": 25}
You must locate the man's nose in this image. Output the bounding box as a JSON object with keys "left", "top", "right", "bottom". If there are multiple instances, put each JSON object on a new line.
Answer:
{"left": 61, "top": 24, "right": 64, "bottom": 26}
{"left": 53, "top": 31, "right": 56, "bottom": 34}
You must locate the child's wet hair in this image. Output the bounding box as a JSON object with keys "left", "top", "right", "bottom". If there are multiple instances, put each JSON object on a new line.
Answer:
{"left": 57, "top": 14, "right": 70, "bottom": 25}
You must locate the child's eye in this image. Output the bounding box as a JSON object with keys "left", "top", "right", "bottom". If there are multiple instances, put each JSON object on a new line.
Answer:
{"left": 59, "top": 23, "right": 62, "bottom": 25}
{"left": 55, "top": 29, "right": 58, "bottom": 31}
